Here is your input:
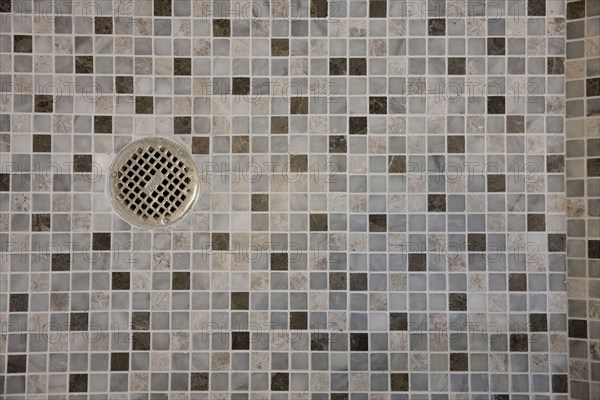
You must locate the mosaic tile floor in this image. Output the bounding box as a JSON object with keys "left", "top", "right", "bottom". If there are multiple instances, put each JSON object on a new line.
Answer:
{"left": 564, "top": 1, "right": 600, "bottom": 399}
{"left": 0, "top": 0, "right": 583, "bottom": 398}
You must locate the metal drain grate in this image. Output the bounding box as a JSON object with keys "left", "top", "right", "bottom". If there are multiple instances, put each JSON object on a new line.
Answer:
{"left": 108, "top": 137, "right": 200, "bottom": 228}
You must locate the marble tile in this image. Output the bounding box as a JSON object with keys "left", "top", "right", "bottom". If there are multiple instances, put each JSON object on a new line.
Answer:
{"left": 0, "top": 0, "right": 577, "bottom": 397}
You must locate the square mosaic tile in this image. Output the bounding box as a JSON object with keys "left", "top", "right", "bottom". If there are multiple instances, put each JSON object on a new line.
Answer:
{"left": 564, "top": 0, "right": 600, "bottom": 399}
{"left": 0, "top": 0, "right": 583, "bottom": 398}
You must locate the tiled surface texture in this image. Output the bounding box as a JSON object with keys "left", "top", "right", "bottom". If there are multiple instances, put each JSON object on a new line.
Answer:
{"left": 0, "top": 0, "right": 573, "bottom": 398}
{"left": 565, "top": 0, "right": 600, "bottom": 399}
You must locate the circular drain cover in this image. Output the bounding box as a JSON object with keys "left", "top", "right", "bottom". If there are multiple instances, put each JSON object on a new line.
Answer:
{"left": 108, "top": 137, "right": 200, "bottom": 228}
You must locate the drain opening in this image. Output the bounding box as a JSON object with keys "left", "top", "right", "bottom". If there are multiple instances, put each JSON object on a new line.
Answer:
{"left": 108, "top": 138, "right": 199, "bottom": 228}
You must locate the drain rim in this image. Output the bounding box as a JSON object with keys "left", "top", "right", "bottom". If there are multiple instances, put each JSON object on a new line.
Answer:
{"left": 108, "top": 137, "right": 200, "bottom": 229}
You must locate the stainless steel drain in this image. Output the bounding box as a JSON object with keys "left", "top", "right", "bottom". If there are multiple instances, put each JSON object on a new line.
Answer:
{"left": 108, "top": 137, "right": 200, "bottom": 228}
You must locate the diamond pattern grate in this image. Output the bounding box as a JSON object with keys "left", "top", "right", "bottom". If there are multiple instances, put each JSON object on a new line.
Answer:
{"left": 109, "top": 138, "right": 199, "bottom": 228}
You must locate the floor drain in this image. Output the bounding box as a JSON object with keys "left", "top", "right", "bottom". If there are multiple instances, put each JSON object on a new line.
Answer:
{"left": 108, "top": 137, "right": 200, "bottom": 229}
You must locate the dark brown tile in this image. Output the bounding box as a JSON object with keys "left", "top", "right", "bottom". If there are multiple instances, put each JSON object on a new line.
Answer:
{"left": 251, "top": 194, "right": 269, "bottom": 211}
{"left": 33, "top": 135, "right": 51, "bottom": 152}
{"left": 390, "top": 313, "right": 407, "bottom": 331}
{"left": 94, "top": 116, "right": 112, "bottom": 133}
{"left": 110, "top": 353, "right": 129, "bottom": 371}
{"left": 450, "top": 353, "right": 468, "bottom": 371}
{"left": 567, "top": 0, "right": 585, "bottom": 19}
{"left": 409, "top": 254, "right": 426, "bottom": 271}
{"left": 10, "top": 293, "right": 28, "bottom": 312}
{"left": 232, "top": 331, "right": 250, "bottom": 350}
{"left": 70, "top": 313, "right": 89, "bottom": 331}
{"left": 449, "top": 293, "right": 467, "bottom": 311}
{"left": 192, "top": 137, "right": 210, "bottom": 154}
{"left": 95, "top": 17, "right": 113, "bottom": 34}
{"left": 75, "top": 56, "right": 93, "bottom": 73}
{"left": 390, "top": 373, "right": 409, "bottom": 391}
{"left": 528, "top": 0, "right": 545, "bottom": 15}
{"left": 350, "top": 333, "right": 368, "bottom": 351}
{"left": 349, "top": 117, "right": 367, "bottom": 134}
{"left": 290, "top": 97, "right": 308, "bottom": 114}
{"left": 7, "top": 355, "right": 26, "bottom": 373}
{"left": 271, "top": 253, "right": 288, "bottom": 270}
{"left": 507, "top": 115, "right": 524, "bottom": 133}
{"left": 311, "top": 0, "right": 328, "bottom": 17}
{"left": 14, "top": 35, "right": 32, "bottom": 52}
{"left": 232, "top": 136, "right": 249, "bottom": 153}
{"left": 510, "top": 334, "right": 528, "bottom": 351}
{"left": 329, "top": 135, "right": 347, "bottom": 153}
{"left": 133, "top": 332, "right": 151, "bottom": 350}
{"left": 93, "top": 233, "right": 111, "bottom": 251}
{"left": 329, "top": 58, "right": 347, "bottom": 75}
{"left": 290, "top": 154, "right": 308, "bottom": 172}
{"left": 135, "top": 96, "right": 154, "bottom": 114}
{"left": 329, "top": 272, "right": 347, "bottom": 290}
{"left": 290, "top": 312, "right": 307, "bottom": 329}
{"left": 369, "top": 0, "right": 386, "bottom": 17}
{"left": 527, "top": 214, "right": 546, "bottom": 231}
{"left": 552, "top": 375, "right": 568, "bottom": 393}
{"left": 587, "top": 77, "right": 600, "bottom": 97}
{"left": 132, "top": 312, "right": 150, "bottom": 330}
{"left": 191, "top": 373, "right": 209, "bottom": 391}
{"left": 509, "top": 273, "right": 527, "bottom": 291}
{"left": 0, "top": 0, "right": 11, "bottom": 12}
{"left": 112, "top": 272, "right": 130, "bottom": 290}
{"left": 548, "top": 234, "right": 566, "bottom": 252}
{"left": 547, "top": 57, "right": 564, "bottom": 75}
{"left": 529, "top": 314, "right": 548, "bottom": 331}
{"left": 448, "top": 57, "right": 466, "bottom": 75}
{"left": 447, "top": 136, "right": 465, "bottom": 153}
{"left": 588, "top": 158, "right": 600, "bottom": 177}
{"left": 52, "top": 253, "right": 70, "bottom": 271}
{"left": 547, "top": 155, "right": 564, "bottom": 172}
{"left": 428, "top": 194, "right": 446, "bottom": 212}
{"left": 350, "top": 273, "right": 367, "bottom": 291}
{"left": 569, "top": 319, "right": 588, "bottom": 338}
{"left": 271, "top": 116, "right": 288, "bottom": 133}
{"left": 174, "top": 58, "right": 191, "bottom": 75}
{"left": 232, "top": 77, "right": 250, "bottom": 95}
{"left": 487, "top": 96, "right": 505, "bottom": 114}
{"left": 487, "top": 174, "right": 506, "bottom": 192}
{"left": 154, "top": 0, "right": 171, "bottom": 16}
{"left": 369, "top": 214, "right": 387, "bottom": 231}
{"left": 428, "top": 19, "right": 445, "bottom": 35}
{"left": 311, "top": 333, "right": 329, "bottom": 351}
{"left": 35, "top": 95, "right": 53, "bottom": 113}
{"left": 369, "top": 97, "right": 387, "bottom": 114}
{"left": 32, "top": 214, "right": 50, "bottom": 232}
{"left": 271, "top": 373, "right": 289, "bottom": 391}
{"left": 0, "top": 174, "right": 8, "bottom": 191}
{"left": 174, "top": 116, "right": 191, "bottom": 134}
{"left": 487, "top": 38, "right": 505, "bottom": 55}
{"left": 69, "top": 374, "right": 88, "bottom": 392}
{"left": 349, "top": 58, "right": 367, "bottom": 75}
{"left": 388, "top": 155, "right": 406, "bottom": 173}
{"left": 589, "top": 240, "right": 600, "bottom": 258}
{"left": 115, "top": 76, "right": 134, "bottom": 94}
{"left": 310, "top": 214, "right": 328, "bottom": 231}
{"left": 231, "top": 292, "right": 249, "bottom": 310}
{"left": 172, "top": 272, "right": 190, "bottom": 290}
{"left": 73, "top": 154, "right": 92, "bottom": 173}
{"left": 271, "top": 39, "right": 289, "bottom": 56}
{"left": 212, "top": 233, "right": 229, "bottom": 250}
